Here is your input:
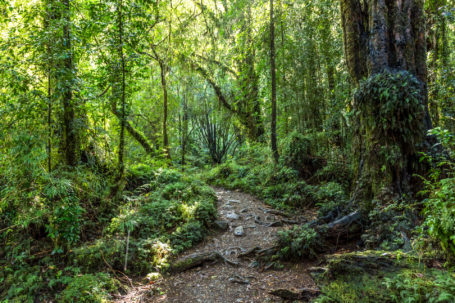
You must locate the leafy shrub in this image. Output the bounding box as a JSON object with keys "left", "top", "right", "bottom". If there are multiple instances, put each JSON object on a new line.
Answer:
{"left": 384, "top": 269, "right": 455, "bottom": 303}
{"left": 315, "top": 252, "right": 455, "bottom": 303}
{"left": 2, "top": 265, "right": 44, "bottom": 302}
{"left": 421, "top": 177, "right": 455, "bottom": 259}
{"left": 1, "top": 163, "right": 217, "bottom": 301}
{"left": 91, "top": 170, "right": 217, "bottom": 274}
{"left": 315, "top": 182, "right": 349, "bottom": 218}
{"left": 205, "top": 157, "right": 319, "bottom": 209}
{"left": 43, "top": 176, "right": 85, "bottom": 251}
{"left": 313, "top": 159, "right": 353, "bottom": 188}
{"left": 315, "top": 182, "right": 347, "bottom": 204}
{"left": 234, "top": 143, "right": 269, "bottom": 166}
{"left": 263, "top": 180, "right": 316, "bottom": 208}
{"left": 206, "top": 161, "right": 237, "bottom": 183}
{"left": 418, "top": 128, "right": 455, "bottom": 260}
{"left": 170, "top": 221, "right": 205, "bottom": 253}
{"left": 277, "top": 225, "right": 324, "bottom": 260}
{"left": 280, "top": 131, "right": 315, "bottom": 178}
{"left": 126, "top": 163, "right": 155, "bottom": 189}
{"left": 73, "top": 238, "right": 126, "bottom": 273}
{"left": 205, "top": 139, "right": 353, "bottom": 211}
{"left": 59, "top": 273, "right": 118, "bottom": 303}
{"left": 193, "top": 201, "right": 217, "bottom": 227}
{"left": 361, "top": 198, "right": 416, "bottom": 250}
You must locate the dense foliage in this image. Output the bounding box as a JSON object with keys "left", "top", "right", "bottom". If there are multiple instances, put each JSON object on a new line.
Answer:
{"left": 0, "top": 165, "right": 216, "bottom": 301}
{"left": 1, "top": 0, "right": 455, "bottom": 301}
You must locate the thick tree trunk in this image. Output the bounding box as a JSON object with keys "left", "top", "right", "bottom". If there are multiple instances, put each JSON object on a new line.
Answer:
{"left": 341, "top": 0, "right": 428, "bottom": 84}
{"left": 340, "top": 0, "right": 433, "bottom": 194}
{"left": 341, "top": 0, "right": 430, "bottom": 114}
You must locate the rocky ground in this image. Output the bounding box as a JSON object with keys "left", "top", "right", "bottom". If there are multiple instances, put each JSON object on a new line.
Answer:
{"left": 114, "top": 188, "right": 320, "bottom": 303}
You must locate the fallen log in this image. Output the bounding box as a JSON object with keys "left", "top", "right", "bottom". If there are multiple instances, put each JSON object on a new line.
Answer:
{"left": 169, "top": 251, "right": 239, "bottom": 273}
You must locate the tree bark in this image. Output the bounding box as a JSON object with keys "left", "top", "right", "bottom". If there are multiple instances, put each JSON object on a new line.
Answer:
{"left": 279, "top": 0, "right": 289, "bottom": 135}
{"left": 44, "top": 2, "right": 53, "bottom": 172}
{"left": 181, "top": 96, "right": 188, "bottom": 169}
{"left": 47, "top": 68, "right": 52, "bottom": 173}
{"left": 151, "top": 46, "right": 171, "bottom": 160}
{"left": 117, "top": 0, "right": 126, "bottom": 179}
{"left": 340, "top": 0, "right": 429, "bottom": 102}
{"left": 158, "top": 58, "right": 171, "bottom": 160}
{"left": 340, "top": 0, "right": 433, "bottom": 194}
{"left": 62, "top": 0, "right": 78, "bottom": 166}
{"left": 270, "top": 0, "right": 279, "bottom": 162}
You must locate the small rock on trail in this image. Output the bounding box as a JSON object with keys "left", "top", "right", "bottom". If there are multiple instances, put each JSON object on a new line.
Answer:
{"left": 234, "top": 226, "right": 244, "bottom": 236}
{"left": 213, "top": 220, "right": 229, "bottom": 231}
{"left": 226, "top": 212, "right": 240, "bottom": 220}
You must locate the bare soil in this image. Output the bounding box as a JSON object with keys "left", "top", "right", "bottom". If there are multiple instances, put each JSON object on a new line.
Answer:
{"left": 114, "top": 188, "right": 320, "bottom": 303}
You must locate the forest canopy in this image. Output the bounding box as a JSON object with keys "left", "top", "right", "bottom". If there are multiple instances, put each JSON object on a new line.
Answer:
{"left": 1, "top": 0, "right": 455, "bottom": 302}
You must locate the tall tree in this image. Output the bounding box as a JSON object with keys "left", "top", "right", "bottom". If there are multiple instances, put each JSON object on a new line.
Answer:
{"left": 340, "top": 0, "right": 432, "bottom": 194}
{"left": 43, "top": 0, "right": 54, "bottom": 172}
{"left": 270, "top": 0, "right": 278, "bottom": 162}
{"left": 60, "top": 0, "right": 78, "bottom": 166}
{"left": 152, "top": 48, "right": 171, "bottom": 160}
{"left": 116, "top": 0, "right": 127, "bottom": 179}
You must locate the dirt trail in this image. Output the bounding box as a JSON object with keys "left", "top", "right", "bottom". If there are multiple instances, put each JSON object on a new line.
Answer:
{"left": 115, "top": 188, "right": 318, "bottom": 303}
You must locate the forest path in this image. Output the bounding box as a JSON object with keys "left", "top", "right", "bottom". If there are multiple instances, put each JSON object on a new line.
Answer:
{"left": 115, "top": 188, "right": 318, "bottom": 303}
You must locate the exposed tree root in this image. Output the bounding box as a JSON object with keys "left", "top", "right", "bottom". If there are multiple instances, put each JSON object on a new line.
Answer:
{"left": 269, "top": 287, "right": 321, "bottom": 301}
{"left": 169, "top": 251, "right": 239, "bottom": 273}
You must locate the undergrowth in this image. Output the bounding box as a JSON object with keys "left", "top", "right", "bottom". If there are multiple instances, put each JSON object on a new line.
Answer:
{"left": 204, "top": 132, "right": 352, "bottom": 211}
{"left": 314, "top": 251, "right": 455, "bottom": 303}
{"left": 0, "top": 163, "right": 216, "bottom": 302}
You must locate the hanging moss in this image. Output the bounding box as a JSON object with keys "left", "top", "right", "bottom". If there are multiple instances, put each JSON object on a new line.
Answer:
{"left": 354, "top": 70, "right": 426, "bottom": 193}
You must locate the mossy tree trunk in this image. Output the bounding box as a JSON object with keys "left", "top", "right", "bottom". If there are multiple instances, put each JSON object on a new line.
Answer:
{"left": 61, "top": 0, "right": 79, "bottom": 167}
{"left": 270, "top": 0, "right": 279, "bottom": 162}
{"left": 340, "top": 0, "right": 433, "bottom": 195}
{"left": 156, "top": 55, "right": 171, "bottom": 160}
{"left": 116, "top": 0, "right": 126, "bottom": 179}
